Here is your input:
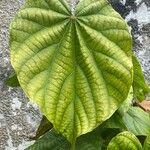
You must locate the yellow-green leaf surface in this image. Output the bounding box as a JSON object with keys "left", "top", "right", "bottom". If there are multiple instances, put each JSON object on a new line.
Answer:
{"left": 10, "top": 0, "right": 133, "bottom": 142}
{"left": 118, "top": 87, "right": 133, "bottom": 116}
{"left": 107, "top": 131, "right": 142, "bottom": 150}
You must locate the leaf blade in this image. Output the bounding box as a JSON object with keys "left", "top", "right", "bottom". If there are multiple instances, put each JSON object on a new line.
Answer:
{"left": 10, "top": 0, "right": 133, "bottom": 142}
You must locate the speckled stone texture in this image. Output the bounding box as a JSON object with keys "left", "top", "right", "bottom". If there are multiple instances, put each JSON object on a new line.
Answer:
{"left": 0, "top": 1, "right": 42, "bottom": 149}
{"left": 0, "top": 0, "right": 150, "bottom": 149}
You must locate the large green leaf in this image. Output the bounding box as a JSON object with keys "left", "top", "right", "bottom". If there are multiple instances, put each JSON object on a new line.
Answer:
{"left": 10, "top": 0, "right": 133, "bottom": 142}
{"left": 123, "top": 107, "right": 150, "bottom": 136}
{"left": 132, "top": 54, "right": 150, "bottom": 101}
{"left": 107, "top": 131, "right": 142, "bottom": 150}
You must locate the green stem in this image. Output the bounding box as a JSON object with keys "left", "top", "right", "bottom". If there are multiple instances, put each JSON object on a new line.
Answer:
{"left": 71, "top": 141, "right": 76, "bottom": 150}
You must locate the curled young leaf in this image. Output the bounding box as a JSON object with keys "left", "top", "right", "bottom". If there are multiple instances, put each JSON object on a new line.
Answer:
{"left": 10, "top": 0, "right": 133, "bottom": 142}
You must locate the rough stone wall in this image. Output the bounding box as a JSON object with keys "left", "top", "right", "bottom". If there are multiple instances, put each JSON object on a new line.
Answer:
{"left": 0, "top": 0, "right": 149, "bottom": 149}
{"left": 0, "top": 1, "right": 41, "bottom": 149}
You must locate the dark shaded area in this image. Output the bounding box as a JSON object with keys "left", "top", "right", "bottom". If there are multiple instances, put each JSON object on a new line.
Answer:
{"left": 30, "top": 116, "right": 53, "bottom": 140}
{"left": 137, "top": 136, "right": 146, "bottom": 146}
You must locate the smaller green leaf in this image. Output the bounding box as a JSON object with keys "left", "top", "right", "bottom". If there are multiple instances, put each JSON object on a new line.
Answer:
{"left": 123, "top": 107, "right": 150, "bottom": 136}
{"left": 143, "top": 135, "right": 150, "bottom": 150}
{"left": 5, "top": 73, "right": 20, "bottom": 87}
{"left": 132, "top": 54, "right": 150, "bottom": 101}
{"left": 30, "top": 116, "right": 53, "bottom": 140}
{"left": 107, "top": 131, "right": 142, "bottom": 150}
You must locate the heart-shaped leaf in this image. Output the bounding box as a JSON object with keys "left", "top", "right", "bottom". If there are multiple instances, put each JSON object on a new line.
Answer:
{"left": 10, "top": 0, "right": 133, "bottom": 142}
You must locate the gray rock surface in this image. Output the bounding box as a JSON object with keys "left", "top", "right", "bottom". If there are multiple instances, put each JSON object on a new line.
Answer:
{"left": 0, "top": 0, "right": 150, "bottom": 149}
{"left": 0, "top": 1, "right": 41, "bottom": 149}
